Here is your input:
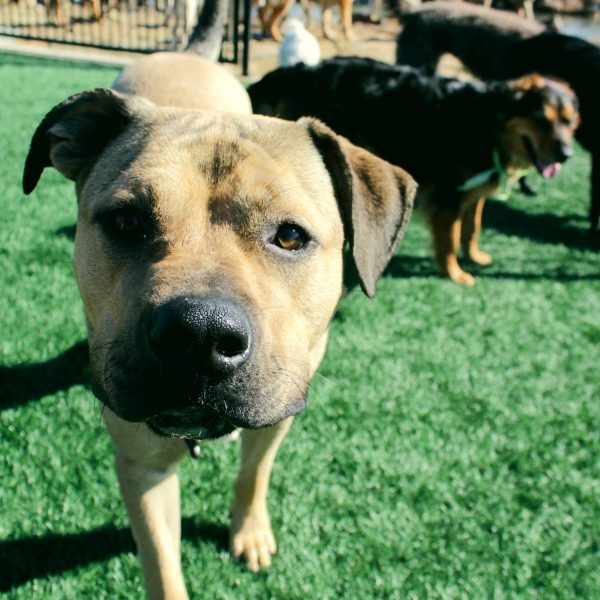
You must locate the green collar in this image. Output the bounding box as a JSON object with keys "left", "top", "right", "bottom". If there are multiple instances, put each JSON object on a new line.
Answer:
{"left": 457, "top": 149, "right": 528, "bottom": 201}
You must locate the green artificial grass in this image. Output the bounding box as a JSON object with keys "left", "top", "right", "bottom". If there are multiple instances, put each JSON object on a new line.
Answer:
{"left": 1, "top": 52, "right": 600, "bottom": 599}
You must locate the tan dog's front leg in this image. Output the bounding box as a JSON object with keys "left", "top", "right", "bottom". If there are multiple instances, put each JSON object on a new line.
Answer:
{"left": 339, "top": 0, "right": 354, "bottom": 40}
{"left": 321, "top": 3, "right": 337, "bottom": 40}
{"left": 230, "top": 417, "right": 293, "bottom": 572}
{"left": 268, "top": 0, "right": 295, "bottom": 41}
{"left": 103, "top": 408, "right": 188, "bottom": 600}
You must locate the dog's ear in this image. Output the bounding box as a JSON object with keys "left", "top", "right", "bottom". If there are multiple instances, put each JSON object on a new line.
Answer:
{"left": 302, "top": 117, "right": 417, "bottom": 298}
{"left": 23, "top": 88, "right": 144, "bottom": 194}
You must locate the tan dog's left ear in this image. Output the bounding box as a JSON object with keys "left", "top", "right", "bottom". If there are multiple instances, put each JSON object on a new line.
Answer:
{"left": 302, "top": 117, "right": 417, "bottom": 298}
{"left": 22, "top": 88, "right": 148, "bottom": 195}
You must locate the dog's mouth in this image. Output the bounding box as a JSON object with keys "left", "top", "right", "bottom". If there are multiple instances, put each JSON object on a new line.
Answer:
{"left": 522, "top": 135, "right": 562, "bottom": 179}
{"left": 146, "top": 407, "right": 238, "bottom": 440}
{"left": 91, "top": 344, "right": 309, "bottom": 437}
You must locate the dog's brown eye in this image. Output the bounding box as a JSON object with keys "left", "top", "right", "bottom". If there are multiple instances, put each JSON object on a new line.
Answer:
{"left": 274, "top": 224, "right": 307, "bottom": 251}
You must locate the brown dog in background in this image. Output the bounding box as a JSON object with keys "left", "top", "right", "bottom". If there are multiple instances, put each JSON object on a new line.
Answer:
{"left": 22, "top": 52, "right": 415, "bottom": 598}
{"left": 257, "top": 0, "right": 354, "bottom": 41}
{"left": 46, "top": 0, "right": 103, "bottom": 27}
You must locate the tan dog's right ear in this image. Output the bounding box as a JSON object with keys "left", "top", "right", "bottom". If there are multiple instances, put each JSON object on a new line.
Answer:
{"left": 23, "top": 88, "right": 144, "bottom": 194}
{"left": 302, "top": 118, "right": 417, "bottom": 298}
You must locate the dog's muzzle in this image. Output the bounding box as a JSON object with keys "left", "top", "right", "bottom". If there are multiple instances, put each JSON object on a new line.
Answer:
{"left": 145, "top": 295, "right": 252, "bottom": 438}
{"left": 522, "top": 135, "right": 572, "bottom": 179}
{"left": 92, "top": 293, "right": 306, "bottom": 437}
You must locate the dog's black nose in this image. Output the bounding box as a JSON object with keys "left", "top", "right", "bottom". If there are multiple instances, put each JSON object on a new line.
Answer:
{"left": 149, "top": 296, "right": 251, "bottom": 378}
{"left": 555, "top": 142, "right": 573, "bottom": 163}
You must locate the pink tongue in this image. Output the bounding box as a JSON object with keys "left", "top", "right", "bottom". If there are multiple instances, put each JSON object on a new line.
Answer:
{"left": 542, "top": 162, "right": 561, "bottom": 178}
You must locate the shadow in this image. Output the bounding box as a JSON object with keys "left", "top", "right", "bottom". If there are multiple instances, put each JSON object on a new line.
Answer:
{"left": 382, "top": 255, "right": 440, "bottom": 280}
{"left": 339, "top": 250, "right": 600, "bottom": 299}
{"left": 139, "top": 23, "right": 165, "bottom": 30}
{"left": 382, "top": 253, "right": 600, "bottom": 283}
{"left": 485, "top": 200, "right": 600, "bottom": 252}
{"left": 56, "top": 224, "right": 76, "bottom": 240}
{"left": 340, "top": 253, "right": 438, "bottom": 299}
{"left": 182, "top": 517, "right": 229, "bottom": 553}
{"left": 0, "top": 517, "right": 228, "bottom": 592}
{"left": 251, "top": 33, "right": 266, "bottom": 41}
{"left": 470, "top": 270, "right": 600, "bottom": 282}
{"left": 341, "top": 249, "right": 362, "bottom": 295}
{"left": 336, "top": 199, "right": 600, "bottom": 296}
{"left": 69, "top": 16, "right": 105, "bottom": 25}
{"left": 0, "top": 340, "right": 90, "bottom": 411}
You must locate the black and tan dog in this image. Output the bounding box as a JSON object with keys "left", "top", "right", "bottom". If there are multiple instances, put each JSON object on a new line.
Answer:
{"left": 22, "top": 55, "right": 415, "bottom": 598}
{"left": 250, "top": 57, "right": 579, "bottom": 285}
{"left": 396, "top": 0, "right": 600, "bottom": 236}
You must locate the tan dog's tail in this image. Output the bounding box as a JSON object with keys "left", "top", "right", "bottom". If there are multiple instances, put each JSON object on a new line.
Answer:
{"left": 186, "top": 0, "right": 229, "bottom": 61}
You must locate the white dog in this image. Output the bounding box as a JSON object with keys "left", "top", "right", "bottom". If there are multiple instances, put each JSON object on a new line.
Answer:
{"left": 278, "top": 17, "right": 321, "bottom": 67}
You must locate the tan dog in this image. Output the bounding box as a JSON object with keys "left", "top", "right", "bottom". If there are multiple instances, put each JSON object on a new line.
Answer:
{"left": 111, "top": 53, "right": 253, "bottom": 113}
{"left": 47, "top": 0, "right": 103, "bottom": 27}
{"left": 23, "top": 54, "right": 415, "bottom": 598}
{"left": 258, "top": 0, "right": 354, "bottom": 42}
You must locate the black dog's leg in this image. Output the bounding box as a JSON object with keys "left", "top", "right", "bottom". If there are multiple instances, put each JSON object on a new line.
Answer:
{"left": 518, "top": 176, "right": 537, "bottom": 197}
{"left": 396, "top": 29, "right": 440, "bottom": 73}
{"left": 590, "top": 151, "right": 600, "bottom": 236}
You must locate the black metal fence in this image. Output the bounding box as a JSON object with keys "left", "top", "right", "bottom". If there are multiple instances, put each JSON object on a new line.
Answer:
{"left": 0, "top": 0, "right": 250, "bottom": 71}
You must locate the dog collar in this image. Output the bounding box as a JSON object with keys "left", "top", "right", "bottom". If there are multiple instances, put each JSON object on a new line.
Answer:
{"left": 457, "top": 149, "right": 527, "bottom": 200}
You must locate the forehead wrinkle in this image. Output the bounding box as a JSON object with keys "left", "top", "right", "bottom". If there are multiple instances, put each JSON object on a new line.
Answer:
{"left": 84, "top": 165, "right": 158, "bottom": 216}
{"left": 208, "top": 179, "right": 276, "bottom": 230}
{"left": 126, "top": 150, "right": 214, "bottom": 239}
{"left": 154, "top": 114, "right": 220, "bottom": 157}
{"left": 172, "top": 120, "right": 335, "bottom": 232}
{"left": 201, "top": 140, "right": 248, "bottom": 186}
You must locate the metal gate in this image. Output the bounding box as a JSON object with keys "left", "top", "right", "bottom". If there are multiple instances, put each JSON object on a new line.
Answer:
{"left": 0, "top": 0, "right": 250, "bottom": 71}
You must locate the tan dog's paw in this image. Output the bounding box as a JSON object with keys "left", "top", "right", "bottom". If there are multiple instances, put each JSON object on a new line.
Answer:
{"left": 230, "top": 510, "right": 277, "bottom": 572}
{"left": 467, "top": 249, "right": 493, "bottom": 266}
{"left": 448, "top": 268, "right": 476, "bottom": 286}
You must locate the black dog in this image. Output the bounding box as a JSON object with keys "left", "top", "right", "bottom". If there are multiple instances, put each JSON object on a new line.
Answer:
{"left": 395, "top": 1, "right": 544, "bottom": 79}
{"left": 249, "top": 57, "right": 579, "bottom": 285}
{"left": 396, "top": 1, "right": 600, "bottom": 236}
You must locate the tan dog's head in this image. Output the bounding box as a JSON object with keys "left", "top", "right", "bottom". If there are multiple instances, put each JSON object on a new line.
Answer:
{"left": 23, "top": 89, "right": 416, "bottom": 439}
{"left": 500, "top": 74, "right": 579, "bottom": 178}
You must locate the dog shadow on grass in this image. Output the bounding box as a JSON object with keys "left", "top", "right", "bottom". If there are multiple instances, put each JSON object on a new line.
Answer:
{"left": 56, "top": 224, "right": 76, "bottom": 240}
{"left": 0, "top": 518, "right": 229, "bottom": 592}
{"left": 0, "top": 340, "right": 90, "bottom": 411}
{"left": 341, "top": 200, "right": 600, "bottom": 295}
{"left": 484, "top": 200, "right": 599, "bottom": 252}
{"left": 380, "top": 254, "right": 600, "bottom": 283}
